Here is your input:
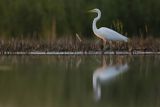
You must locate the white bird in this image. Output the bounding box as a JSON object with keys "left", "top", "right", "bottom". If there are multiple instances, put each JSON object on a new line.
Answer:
{"left": 89, "top": 8, "right": 128, "bottom": 50}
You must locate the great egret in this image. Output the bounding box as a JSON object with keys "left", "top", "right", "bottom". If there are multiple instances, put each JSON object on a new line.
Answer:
{"left": 89, "top": 8, "right": 128, "bottom": 50}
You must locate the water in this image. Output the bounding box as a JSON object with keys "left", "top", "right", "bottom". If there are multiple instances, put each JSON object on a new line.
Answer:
{"left": 0, "top": 55, "right": 160, "bottom": 107}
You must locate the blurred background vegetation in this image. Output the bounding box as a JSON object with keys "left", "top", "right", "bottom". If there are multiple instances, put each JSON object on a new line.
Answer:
{"left": 0, "top": 0, "right": 160, "bottom": 39}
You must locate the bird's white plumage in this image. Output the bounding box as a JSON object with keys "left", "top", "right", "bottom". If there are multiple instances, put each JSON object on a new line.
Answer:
{"left": 97, "top": 27, "right": 128, "bottom": 42}
{"left": 89, "top": 8, "right": 128, "bottom": 42}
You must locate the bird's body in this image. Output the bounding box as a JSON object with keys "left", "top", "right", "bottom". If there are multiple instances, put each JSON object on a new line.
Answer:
{"left": 89, "top": 8, "right": 128, "bottom": 50}
{"left": 96, "top": 27, "right": 128, "bottom": 42}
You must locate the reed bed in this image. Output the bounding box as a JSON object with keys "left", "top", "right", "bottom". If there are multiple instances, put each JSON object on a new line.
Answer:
{"left": 0, "top": 37, "right": 160, "bottom": 54}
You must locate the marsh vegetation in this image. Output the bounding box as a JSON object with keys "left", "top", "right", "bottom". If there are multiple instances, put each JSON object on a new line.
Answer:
{"left": 0, "top": 0, "right": 160, "bottom": 53}
{"left": 0, "top": 37, "right": 159, "bottom": 53}
{"left": 0, "top": 0, "right": 160, "bottom": 38}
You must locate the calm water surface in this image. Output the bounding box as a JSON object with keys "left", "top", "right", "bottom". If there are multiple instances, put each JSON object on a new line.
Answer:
{"left": 0, "top": 55, "right": 160, "bottom": 107}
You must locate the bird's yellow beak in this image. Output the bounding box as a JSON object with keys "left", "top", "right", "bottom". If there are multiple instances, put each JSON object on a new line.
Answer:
{"left": 88, "top": 9, "right": 95, "bottom": 13}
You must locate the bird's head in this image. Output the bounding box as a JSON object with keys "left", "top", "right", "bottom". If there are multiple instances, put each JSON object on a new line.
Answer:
{"left": 88, "top": 8, "right": 100, "bottom": 13}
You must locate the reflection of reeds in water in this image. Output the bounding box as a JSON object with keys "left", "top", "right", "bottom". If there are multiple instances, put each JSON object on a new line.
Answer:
{"left": 0, "top": 37, "right": 160, "bottom": 53}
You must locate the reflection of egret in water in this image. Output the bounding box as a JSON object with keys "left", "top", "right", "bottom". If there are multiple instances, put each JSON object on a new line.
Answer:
{"left": 93, "top": 56, "right": 129, "bottom": 101}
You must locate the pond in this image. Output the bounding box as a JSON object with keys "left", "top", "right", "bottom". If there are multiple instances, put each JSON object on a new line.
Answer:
{"left": 0, "top": 55, "right": 160, "bottom": 107}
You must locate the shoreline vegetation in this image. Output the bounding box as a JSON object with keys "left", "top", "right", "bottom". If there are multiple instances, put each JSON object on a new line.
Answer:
{"left": 1, "top": 0, "right": 160, "bottom": 55}
{"left": 0, "top": 37, "right": 160, "bottom": 55}
{"left": 1, "top": 0, "right": 160, "bottom": 37}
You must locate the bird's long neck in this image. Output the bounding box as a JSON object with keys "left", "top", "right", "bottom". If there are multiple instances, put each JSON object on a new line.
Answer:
{"left": 92, "top": 11, "right": 101, "bottom": 34}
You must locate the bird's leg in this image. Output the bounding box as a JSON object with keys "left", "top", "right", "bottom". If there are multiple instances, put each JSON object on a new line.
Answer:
{"left": 100, "top": 40, "right": 106, "bottom": 54}
{"left": 103, "top": 40, "right": 106, "bottom": 51}
{"left": 109, "top": 41, "right": 112, "bottom": 51}
{"left": 117, "top": 41, "right": 120, "bottom": 51}
{"left": 104, "top": 40, "right": 110, "bottom": 51}
{"left": 100, "top": 39, "right": 104, "bottom": 51}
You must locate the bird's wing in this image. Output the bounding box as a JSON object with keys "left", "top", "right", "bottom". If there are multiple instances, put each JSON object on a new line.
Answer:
{"left": 98, "top": 27, "right": 128, "bottom": 42}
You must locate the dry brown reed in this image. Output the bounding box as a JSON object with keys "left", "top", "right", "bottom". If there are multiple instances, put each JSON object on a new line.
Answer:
{"left": 0, "top": 37, "right": 160, "bottom": 53}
